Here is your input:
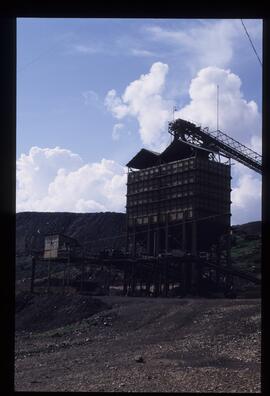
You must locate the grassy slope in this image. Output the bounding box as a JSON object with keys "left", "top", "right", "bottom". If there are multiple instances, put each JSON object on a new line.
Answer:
{"left": 231, "top": 236, "right": 261, "bottom": 275}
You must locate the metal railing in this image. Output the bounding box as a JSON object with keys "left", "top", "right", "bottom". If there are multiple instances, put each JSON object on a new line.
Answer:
{"left": 169, "top": 119, "right": 262, "bottom": 174}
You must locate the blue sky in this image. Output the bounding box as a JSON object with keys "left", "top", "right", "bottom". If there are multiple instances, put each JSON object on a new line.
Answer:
{"left": 16, "top": 18, "right": 262, "bottom": 224}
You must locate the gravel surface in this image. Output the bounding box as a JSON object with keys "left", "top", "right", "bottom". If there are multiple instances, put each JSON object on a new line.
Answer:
{"left": 15, "top": 296, "right": 261, "bottom": 392}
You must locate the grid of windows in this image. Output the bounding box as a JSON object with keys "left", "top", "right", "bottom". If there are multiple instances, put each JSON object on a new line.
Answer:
{"left": 128, "top": 206, "right": 193, "bottom": 227}
{"left": 127, "top": 156, "right": 230, "bottom": 226}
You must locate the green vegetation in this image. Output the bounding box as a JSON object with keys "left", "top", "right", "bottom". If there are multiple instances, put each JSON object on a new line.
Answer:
{"left": 231, "top": 236, "right": 261, "bottom": 274}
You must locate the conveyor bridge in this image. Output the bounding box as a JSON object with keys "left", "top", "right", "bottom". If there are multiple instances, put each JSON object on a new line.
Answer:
{"left": 169, "top": 118, "right": 262, "bottom": 174}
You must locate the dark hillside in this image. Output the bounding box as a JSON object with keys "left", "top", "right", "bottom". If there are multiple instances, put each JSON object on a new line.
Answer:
{"left": 16, "top": 212, "right": 126, "bottom": 256}
{"left": 16, "top": 213, "right": 261, "bottom": 293}
{"left": 17, "top": 213, "right": 261, "bottom": 257}
{"left": 232, "top": 221, "right": 261, "bottom": 236}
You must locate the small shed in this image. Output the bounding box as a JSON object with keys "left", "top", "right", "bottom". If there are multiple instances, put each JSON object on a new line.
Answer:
{"left": 43, "top": 234, "right": 80, "bottom": 259}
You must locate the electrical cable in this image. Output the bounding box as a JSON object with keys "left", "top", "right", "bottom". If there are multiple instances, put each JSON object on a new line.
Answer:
{"left": 240, "top": 19, "right": 262, "bottom": 67}
{"left": 17, "top": 22, "right": 90, "bottom": 74}
{"left": 18, "top": 42, "right": 61, "bottom": 74}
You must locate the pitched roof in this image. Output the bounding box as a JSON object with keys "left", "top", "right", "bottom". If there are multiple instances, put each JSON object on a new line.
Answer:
{"left": 126, "top": 138, "right": 212, "bottom": 169}
{"left": 126, "top": 148, "right": 160, "bottom": 169}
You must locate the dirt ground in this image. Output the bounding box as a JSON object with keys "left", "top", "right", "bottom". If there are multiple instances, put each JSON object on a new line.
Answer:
{"left": 15, "top": 294, "right": 261, "bottom": 392}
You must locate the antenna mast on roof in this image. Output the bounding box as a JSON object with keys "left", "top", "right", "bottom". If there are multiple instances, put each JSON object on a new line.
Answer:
{"left": 173, "top": 105, "right": 178, "bottom": 121}
{"left": 171, "top": 106, "right": 178, "bottom": 142}
{"left": 217, "top": 84, "right": 219, "bottom": 131}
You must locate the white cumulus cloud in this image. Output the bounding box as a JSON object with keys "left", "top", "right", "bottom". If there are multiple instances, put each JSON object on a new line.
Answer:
{"left": 16, "top": 146, "right": 83, "bottom": 204}
{"left": 174, "top": 66, "right": 261, "bottom": 224}
{"left": 16, "top": 147, "right": 127, "bottom": 213}
{"left": 231, "top": 163, "right": 261, "bottom": 224}
{"left": 105, "top": 62, "right": 173, "bottom": 150}
{"left": 175, "top": 66, "right": 261, "bottom": 146}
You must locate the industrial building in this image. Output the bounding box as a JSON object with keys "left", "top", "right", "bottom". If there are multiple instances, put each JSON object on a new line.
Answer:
{"left": 31, "top": 118, "right": 261, "bottom": 297}
{"left": 126, "top": 119, "right": 231, "bottom": 258}
{"left": 43, "top": 233, "right": 81, "bottom": 260}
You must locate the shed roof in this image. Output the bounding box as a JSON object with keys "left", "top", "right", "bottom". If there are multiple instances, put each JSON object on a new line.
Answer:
{"left": 44, "top": 233, "right": 80, "bottom": 245}
{"left": 126, "top": 138, "right": 213, "bottom": 169}
{"left": 126, "top": 148, "right": 160, "bottom": 169}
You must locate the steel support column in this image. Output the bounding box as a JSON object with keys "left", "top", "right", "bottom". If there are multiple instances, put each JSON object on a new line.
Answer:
{"left": 165, "top": 213, "right": 169, "bottom": 253}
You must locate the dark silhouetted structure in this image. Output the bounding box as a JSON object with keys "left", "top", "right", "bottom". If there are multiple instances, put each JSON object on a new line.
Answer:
{"left": 43, "top": 233, "right": 80, "bottom": 260}
{"left": 126, "top": 119, "right": 231, "bottom": 257}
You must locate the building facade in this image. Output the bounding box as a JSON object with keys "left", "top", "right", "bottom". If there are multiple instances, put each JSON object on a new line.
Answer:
{"left": 126, "top": 132, "right": 231, "bottom": 257}
{"left": 43, "top": 234, "right": 80, "bottom": 259}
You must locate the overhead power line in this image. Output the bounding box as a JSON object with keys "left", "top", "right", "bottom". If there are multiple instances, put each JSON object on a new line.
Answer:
{"left": 18, "top": 43, "right": 60, "bottom": 74}
{"left": 17, "top": 23, "right": 89, "bottom": 74}
{"left": 240, "top": 19, "right": 262, "bottom": 67}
